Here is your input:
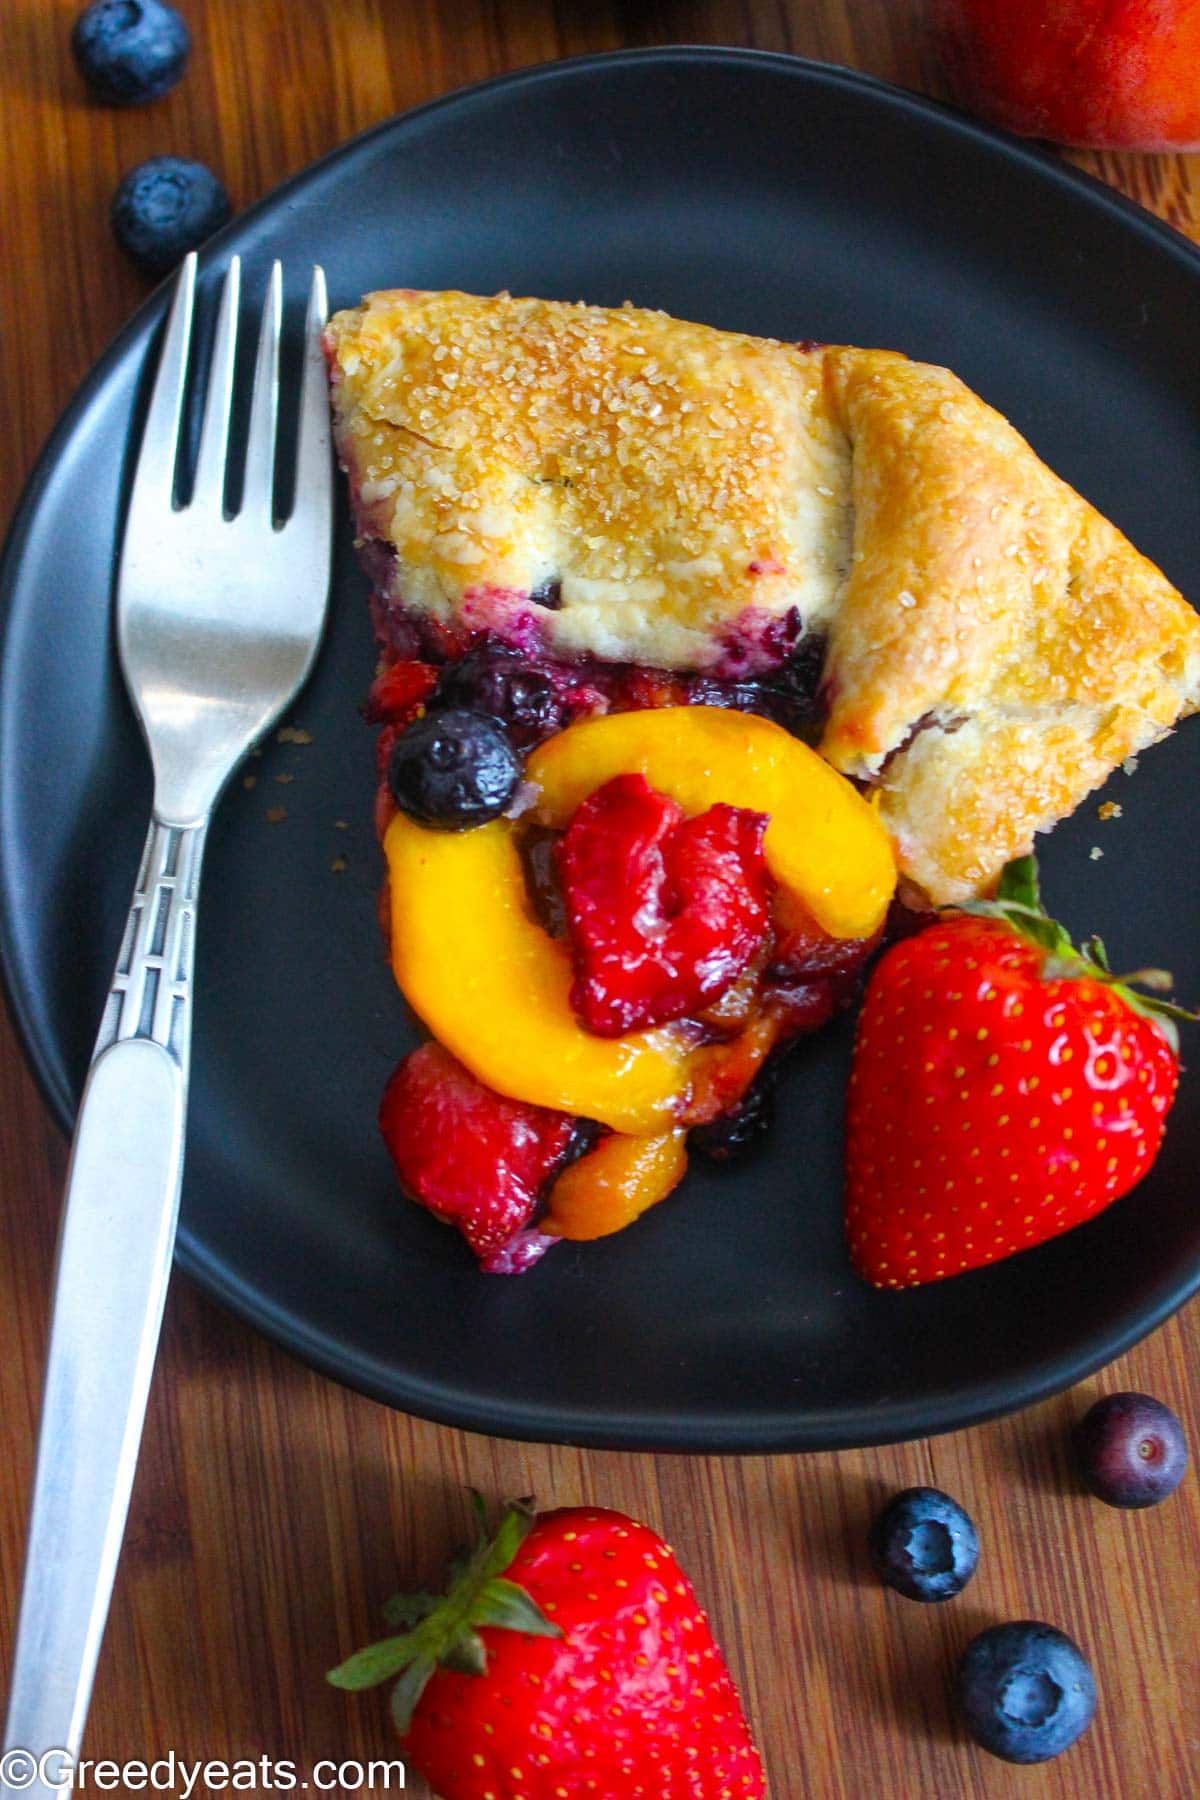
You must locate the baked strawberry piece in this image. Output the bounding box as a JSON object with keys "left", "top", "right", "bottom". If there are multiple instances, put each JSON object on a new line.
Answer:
{"left": 557, "top": 772, "right": 772, "bottom": 1036}
{"left": 379, "top": 1043, "right": 579, "bottom": 1270}
{"left": 363, "top": 658, "right": 438, "bottom": 727}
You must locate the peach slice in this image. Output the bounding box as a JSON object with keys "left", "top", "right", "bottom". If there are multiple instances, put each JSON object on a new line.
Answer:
{"left": 383, "top": 812, "right": 689, "bottom": 1134}
{"left": 525, "top": 706, "right": 895, "bottom": 941}
{"left": 544, "top": 1131, "right": 689, "bottom": 1241}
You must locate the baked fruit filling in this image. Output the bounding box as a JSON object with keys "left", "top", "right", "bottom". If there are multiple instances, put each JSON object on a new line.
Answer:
{"left": 325, "top": 289, "right": 1200, "bottom": 1272}
{"left": 378, "top": 705, "right": 892, "bottom": 1266}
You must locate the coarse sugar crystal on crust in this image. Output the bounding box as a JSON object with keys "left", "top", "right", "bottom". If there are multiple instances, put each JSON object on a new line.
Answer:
{"left": 325, "top": 288, "right": 851, "bottom": 671}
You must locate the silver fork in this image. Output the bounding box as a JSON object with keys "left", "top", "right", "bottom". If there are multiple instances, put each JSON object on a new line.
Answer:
{"left": 1, "top": 253, "right": 332, "bottom": 1794}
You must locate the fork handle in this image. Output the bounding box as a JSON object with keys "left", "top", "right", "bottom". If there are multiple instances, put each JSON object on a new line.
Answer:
{"left": 2, "top": 817, "right": 205, "bottom": 1791}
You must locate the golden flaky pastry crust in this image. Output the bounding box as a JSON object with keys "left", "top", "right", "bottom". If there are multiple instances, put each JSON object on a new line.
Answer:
{"left": 325, "top": 290, "right": 1200, "bottom": 904}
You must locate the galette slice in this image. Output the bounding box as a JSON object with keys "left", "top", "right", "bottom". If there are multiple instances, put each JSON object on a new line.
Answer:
{"left": 324, "top": 289, "right": 1198, "bottom": 1269}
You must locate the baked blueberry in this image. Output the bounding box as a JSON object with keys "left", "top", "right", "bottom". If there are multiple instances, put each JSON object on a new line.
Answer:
{"left": 758, "top": 632, "right": 829, "bottom": 736}
{"left": 72, "top": 0, "right": 190, "bottom": 105}
{"left": 387, "top": 708, "right": 521, "bottom": 828}
{"left": 689, "top": 1082, "right": 774, "bottom": 1163}
{"left": 868, "top": 1486, "right": 978, "bottom": 1602}
{"left": 957, "top": 1622, "right": 1096, "bottom": 1763}
{"left": 111, "top": 156, "right": 231, "bottom": 278}
{"left": 1074, "top": 1391, "right": 1188, "bottom": 1508}
{"left": 685, "top": 676, "right": 769, "bottom": 716}
{"left": 436, "top": 643, "right": 565, "bottom": 748}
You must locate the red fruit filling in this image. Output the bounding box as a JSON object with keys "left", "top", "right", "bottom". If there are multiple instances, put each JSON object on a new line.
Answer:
{"left": 770, "top": 886, "right": 884, "bottom": 984}
{"left": 379, "top": 1042, "right": 578, "bottom": 1268}
{"left": 556, "top": 773, "right": 773, "bottom": 1037}
{"left": 363, "top": 658, "right": 438, "bottom": 726}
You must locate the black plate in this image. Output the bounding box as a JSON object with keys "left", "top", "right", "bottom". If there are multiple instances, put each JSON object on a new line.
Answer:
{"left": 4, "top": 49, "right": 1200, "bottom": 1452}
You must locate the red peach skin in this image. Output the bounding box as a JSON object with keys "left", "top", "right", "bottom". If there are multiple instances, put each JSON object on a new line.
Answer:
{"left": 933, "top": 0, "right": 1200, "bottom": 151}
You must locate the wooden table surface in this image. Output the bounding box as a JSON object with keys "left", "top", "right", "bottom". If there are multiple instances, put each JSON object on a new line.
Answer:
{"left": 2, "top": 3, "right": 1198, "bottom": 1796}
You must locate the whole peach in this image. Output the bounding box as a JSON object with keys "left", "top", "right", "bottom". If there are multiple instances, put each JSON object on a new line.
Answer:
{"left": 933, "top": 0, "right": 1200, "bottom": 151}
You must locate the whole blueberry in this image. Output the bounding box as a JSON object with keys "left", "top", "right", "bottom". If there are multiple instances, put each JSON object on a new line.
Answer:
{"left": 436, "top": 643, "right": 565, "bottom": 749}
{"left": 387, "top": 708, "right": 521, "bottom": 829}
{"left": 1074, "top": 1391, "right": 1188, "bottom": 1509}
{"left": 689, "top": 1082, "right": 774, "bottom": 1163}
{"left": 868, "top": 1486, "right": 978, "bottom": 1602}
{"left": 72, "top": 1, "right": 190, "bottom": 105}
{"left": 111, "top": 156, "right": 230, "bottom": 278}
{"left": 957, "top": 1622, "right": 1096, "bottom": 1764}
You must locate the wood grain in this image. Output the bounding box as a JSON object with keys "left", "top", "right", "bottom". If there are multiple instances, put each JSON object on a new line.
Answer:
{"left": 1, "top": 4, "right": 1198, "bottom": 1796}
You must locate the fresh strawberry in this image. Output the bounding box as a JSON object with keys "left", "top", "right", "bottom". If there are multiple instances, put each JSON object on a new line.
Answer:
{"left": 379, "top": 1044, "right": 578, "bottom": 1269}
{"left": 845, "top": 857, "right": 1188, "bottom": 1288}
{"left": 557, "top": 772, "right": 772, "bottom": 1036}
{"left": 328, "top": 1496, "right": 766, "bottom": 1799}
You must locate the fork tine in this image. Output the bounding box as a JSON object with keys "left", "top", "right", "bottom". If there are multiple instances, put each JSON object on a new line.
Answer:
{"left": 286, "top": 265, "right": 331, "bottom": 532}
{"left": 191, "top": 256, "right": 240, "bottom": 512}
{"left": 131, "top": 252, "right": 196, "bottom": 515}
{"left": 241, "top": 260, "right": 282, "bottom": 521}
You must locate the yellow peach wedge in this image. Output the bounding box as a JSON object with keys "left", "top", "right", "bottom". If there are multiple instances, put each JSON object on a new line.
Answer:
{"left": 525, "top": 706, "right": 896, "bottom": 941}
{"left": 544, "top": 1131, "right": 689, "bottom": 1241}
{"left": 383, "top": 811, "right": 689, "bottom": 1134}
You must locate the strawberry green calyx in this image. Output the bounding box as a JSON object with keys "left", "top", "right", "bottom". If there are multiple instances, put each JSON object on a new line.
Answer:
{"left": 326, "top": 1494, "right": 562, "bottom": 1732}
{"left": 956, "top": 855, "right": 1195, "bottom": 1053}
